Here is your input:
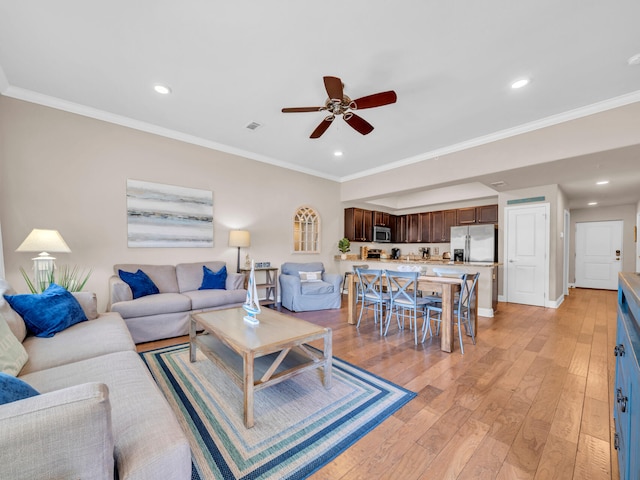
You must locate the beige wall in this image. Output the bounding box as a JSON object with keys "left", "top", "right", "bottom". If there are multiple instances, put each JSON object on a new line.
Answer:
{"left": 0, "top": 97, "right": 342, "bottom": 311}
{"left": 569, "top": 204, "right": 637, "bottom": 282}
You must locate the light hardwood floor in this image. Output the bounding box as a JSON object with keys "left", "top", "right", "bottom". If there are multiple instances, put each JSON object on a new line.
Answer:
{"left": 137, "top": 288, "right": 619, "bottom": 479}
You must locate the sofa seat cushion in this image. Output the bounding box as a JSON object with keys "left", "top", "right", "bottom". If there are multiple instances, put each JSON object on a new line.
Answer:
{"left": 110, "top": 293, "right": 191, "bottom": 319}
{"left": 301, "top": 281, "right": 335, "bottom": 295}
{"left": 183, "top": 288, "right": 247, "bottom": 310}
{"left": 20, "top": 351, "right": 191, "bottom": 480}
{"left": 20, "top": 312, "right": 136, "bottom": 375}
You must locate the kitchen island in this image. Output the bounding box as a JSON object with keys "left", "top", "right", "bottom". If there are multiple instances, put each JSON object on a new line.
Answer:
{"left": 335, "top": 257, "right": 498, "bottom": 317}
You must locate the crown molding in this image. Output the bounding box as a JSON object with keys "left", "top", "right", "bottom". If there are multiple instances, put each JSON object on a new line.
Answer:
{"left": 340, "top": 90, "right": 640, "bottom": 182}
{"left": 1, "top": 86, "right": 341, "bottom": 182}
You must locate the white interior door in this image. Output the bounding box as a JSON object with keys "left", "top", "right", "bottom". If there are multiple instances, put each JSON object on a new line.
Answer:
{"left": 575, "top": 220, "right": 623, "bottom": 290}
{"left": 505, "top": 204, "right": 549, "bottom": 306}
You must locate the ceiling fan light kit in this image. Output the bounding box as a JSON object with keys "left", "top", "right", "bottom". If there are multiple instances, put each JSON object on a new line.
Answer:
{"left": 282, "top": 76, "right": 397, "bottom": 138}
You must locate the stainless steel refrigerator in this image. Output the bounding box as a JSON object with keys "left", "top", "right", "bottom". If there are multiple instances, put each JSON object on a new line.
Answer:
{"left": 450, "top": 224, "right": 498, "bottom": 263}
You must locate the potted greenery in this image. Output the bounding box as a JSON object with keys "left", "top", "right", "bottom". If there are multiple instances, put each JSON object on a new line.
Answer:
{"left": 338, "top": 237, "right": 351, "bottom": 260}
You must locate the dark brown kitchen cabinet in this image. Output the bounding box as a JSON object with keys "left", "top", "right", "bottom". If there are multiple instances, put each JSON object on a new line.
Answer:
{"left": 477, "top": 204, "right": 498, "bottom": 224}
{"left": 419, "top": 212, "right": 431, "bottom": 242}
{"left": 456, "top": 205, "right": 498, "bottom": 225}
{"left": 373, "top": 211, "right": 391, "bottom": 227}
{"left": 406, "top": 214, "right": 420, "bottom": 243}
{"left": 431, "top": 209, "right": 457, "bottom": 243}
{"left": 457, "top": 207, "right": 477, "bottom": 224}
{"left": 393, "top": 215, "right": 406, "bottom": 243}
{"left": 344, "top": 208, "right": 373, "bottom": 242}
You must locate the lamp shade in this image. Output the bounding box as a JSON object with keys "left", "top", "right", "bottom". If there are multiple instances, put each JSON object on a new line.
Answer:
{"left": 16, "top": 229, "right": 71, "bottom": 253}
{"left": 228, "top": 230, "right": 250, "bottom": 248}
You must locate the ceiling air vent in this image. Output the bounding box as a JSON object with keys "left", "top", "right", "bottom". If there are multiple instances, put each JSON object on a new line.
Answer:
{"left": 245, "top": 121, "right": 262, "bottom": 131}
{"left": 490, "top": 181, "right": 506, "bottom": 188}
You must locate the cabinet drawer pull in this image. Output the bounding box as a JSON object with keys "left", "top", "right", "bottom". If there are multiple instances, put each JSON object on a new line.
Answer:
{"left": 614, "top": 344, "right": 626, "bottom": 356}
{"left": 614, "top": 432, "right": 620, "bottom": 450}
{"left": 616, "top": 388, "right": 628, "bottom": 413}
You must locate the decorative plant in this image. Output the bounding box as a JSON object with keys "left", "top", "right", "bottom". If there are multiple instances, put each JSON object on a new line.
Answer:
{"left": 20, "top": 265, "right": 92, "bottom": 293}
{"left": 338, "top": 237, "right": 351, "bottom": 254}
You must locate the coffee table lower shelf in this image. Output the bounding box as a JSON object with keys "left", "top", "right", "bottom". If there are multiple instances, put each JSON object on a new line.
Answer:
{"left": 190, "top": 330, "right": 332, "bottom": 428}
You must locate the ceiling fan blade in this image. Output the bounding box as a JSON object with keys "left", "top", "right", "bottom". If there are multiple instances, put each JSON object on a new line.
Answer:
{"left": 344, "top": 112, "right": 374, "bottom": 135}
{"left": 310, "top": 115, "right": 335, "bottom": 138}
{"left": 351, "top": 90, "right": 397, "bottom": 109}
{"left": 281, "top": 106, "right": 325, "bottom": 113}
{"left": 323, "top": 76, "right": 344, "bottom": 101}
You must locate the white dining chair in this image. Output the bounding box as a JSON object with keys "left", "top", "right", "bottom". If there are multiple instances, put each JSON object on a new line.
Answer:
{"left": 355, "top": 268, "right": 390, "bottom": 335}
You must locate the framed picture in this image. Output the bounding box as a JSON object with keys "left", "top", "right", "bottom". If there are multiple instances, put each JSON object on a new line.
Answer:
{"left": 127, "top": 179, "right": 213, "bottom": 248}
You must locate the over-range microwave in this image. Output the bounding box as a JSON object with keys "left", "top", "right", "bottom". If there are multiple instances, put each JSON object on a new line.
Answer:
{"left": 373, "top": 225, "right": 391, "bottom": 243}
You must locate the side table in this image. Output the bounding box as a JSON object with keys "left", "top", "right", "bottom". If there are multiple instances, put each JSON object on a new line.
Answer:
{"left": 240, "top": 267, "right": 278, "bottom": 307}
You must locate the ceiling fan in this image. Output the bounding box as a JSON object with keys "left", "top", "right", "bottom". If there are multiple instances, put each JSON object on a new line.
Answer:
{"left": 281, "top": 76, "right": 397, "bottom": 138}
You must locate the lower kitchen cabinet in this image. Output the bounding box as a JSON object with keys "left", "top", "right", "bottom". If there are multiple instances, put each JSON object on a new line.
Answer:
{"left": 614, "top": 273, "right": 640, "bottom": 479}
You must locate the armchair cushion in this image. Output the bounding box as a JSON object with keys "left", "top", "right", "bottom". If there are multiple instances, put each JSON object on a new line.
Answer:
{"left": 301, "top": 281, "right": 335, "bottom": 295}
{"left": 299, "top": 271, "right": 323, "bottom": 283}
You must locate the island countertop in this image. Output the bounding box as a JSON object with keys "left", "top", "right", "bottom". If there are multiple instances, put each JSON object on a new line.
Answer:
{"left": 333, "top": 255, "right": 500, "bottom": 267}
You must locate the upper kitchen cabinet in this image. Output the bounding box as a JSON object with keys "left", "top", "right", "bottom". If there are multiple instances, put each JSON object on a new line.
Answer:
{"left": 393, "top": 214, "right": 406, "bottom": 243}
{"left": 457, "top": 205, "right": 499, "bottom": 225}
{"left": 344, "top": 207, "right": 373, "bottom": 242}
{"left": 431, "top": 209, "right": 457, "bottom": 243}
{"left": 477, "top": 204, "right": 498, "bottom": 224}
{"left": 373, "top": 211, "right": 391, "bottom": 227}
{"left": 419, "top": 212, "right": 431, "bottom": 242}
{"left": 406, "top": 214, "right": 420, "bottom": 243}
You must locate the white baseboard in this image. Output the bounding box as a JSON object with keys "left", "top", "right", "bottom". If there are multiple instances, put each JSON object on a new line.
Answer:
{"left": 498, "top": 295, "right": 506, "bottom": 302}
{"left": 478, "top": 307, "right": 494, "bottom": 318}
{"left": 546, "top": 294, "right": 565, "bottom": 309}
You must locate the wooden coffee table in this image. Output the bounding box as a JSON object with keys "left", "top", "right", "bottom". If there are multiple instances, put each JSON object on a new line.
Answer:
{"left": 190, "top": 307, "right": 332, "bottom": 428}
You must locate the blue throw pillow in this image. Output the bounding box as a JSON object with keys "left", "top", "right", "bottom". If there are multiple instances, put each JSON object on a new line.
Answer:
{"left": 0, "top": 372, "right": 40, "bottom": 405}
{"left": 118, "top": 269, "right": 159, "bottom": 299}
{"left": 199, "top": 265, "right": 227, "bottom": 290}
{"left": 3, "top": 283, "right": 88, "bottom": 338}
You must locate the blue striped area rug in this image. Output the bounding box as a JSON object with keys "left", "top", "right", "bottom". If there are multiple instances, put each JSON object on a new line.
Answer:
{"left": 141, "top": 343, "right": 415, "bottom": 479}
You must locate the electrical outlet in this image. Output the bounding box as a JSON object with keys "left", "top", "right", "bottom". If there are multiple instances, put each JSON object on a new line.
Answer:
{"left": 434, "top": 247, "right": 439, "bottom": 255}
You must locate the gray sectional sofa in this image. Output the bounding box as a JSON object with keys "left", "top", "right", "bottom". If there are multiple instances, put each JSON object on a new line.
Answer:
{"left": 109, "top": 261, "right": 247, "bottom": 344}
{"left": 0, "top": 280, "right": 191, "bottom": 480}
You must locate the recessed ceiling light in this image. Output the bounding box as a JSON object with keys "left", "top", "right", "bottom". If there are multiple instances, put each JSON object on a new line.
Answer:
{"left": 334, "top": 151, "right": 343, "bottom": 157}
{"left": 588, "top": 202, "right": 598, "bottom": 206}
{"left": 628, "top": 53, "right": 640, "bottom": 66}
{"left": 154, "top": 85, "right": 172, "bottom": 95}
{"left": 596, "top": 180, "right": 609, "bottom": 185}
{"left": 511, "top": 78, "right": 530, "bottom": 89}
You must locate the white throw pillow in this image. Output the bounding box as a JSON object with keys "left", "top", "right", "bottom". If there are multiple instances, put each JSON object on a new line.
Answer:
{"left": 299, "top": 271, "right": 323, "bottom": 283}
{"left": 0, "top": 316, "right": 28, "bottom": 376}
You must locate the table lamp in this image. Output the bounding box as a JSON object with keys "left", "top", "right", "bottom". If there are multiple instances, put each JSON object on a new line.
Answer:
{"left": 16, "top": 229, "right": 71, "bottom": 290}
{"left": 228, "top": 230, "right": 250, "bottom": 273}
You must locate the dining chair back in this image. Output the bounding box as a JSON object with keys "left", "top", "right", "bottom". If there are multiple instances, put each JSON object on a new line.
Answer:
{"left": 422, "top": 272, "right": 479, "bottom": 353}
{"left": 385, "top": 270, "right": 434, "bottom": 343}
{"left": 355, "top": 268, "right": 389, "bottom": 334}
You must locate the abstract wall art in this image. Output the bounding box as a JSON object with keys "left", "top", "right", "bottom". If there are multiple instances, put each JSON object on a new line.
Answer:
{"left": 126, "top": 179, "right": 213, "bottom": 247}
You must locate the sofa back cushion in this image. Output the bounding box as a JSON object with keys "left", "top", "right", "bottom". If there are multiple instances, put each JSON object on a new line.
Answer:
{"left": 281, "top": 262, "right": 325, "bottom": 278}
{"left": 114, "top": 264, "right": 179, "bottom": 293}
{"left": 176, "top": 261, "right": 226, "bottom": 293}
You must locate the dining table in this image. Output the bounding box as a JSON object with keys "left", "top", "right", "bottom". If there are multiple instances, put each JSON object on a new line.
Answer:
{"left": 346, "top": 272, "right": 477, "bottom": 353}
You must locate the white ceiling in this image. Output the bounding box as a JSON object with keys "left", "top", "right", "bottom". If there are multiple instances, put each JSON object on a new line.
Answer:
{"left": 1, "top": 1, "right": 639, "bottom": 210}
